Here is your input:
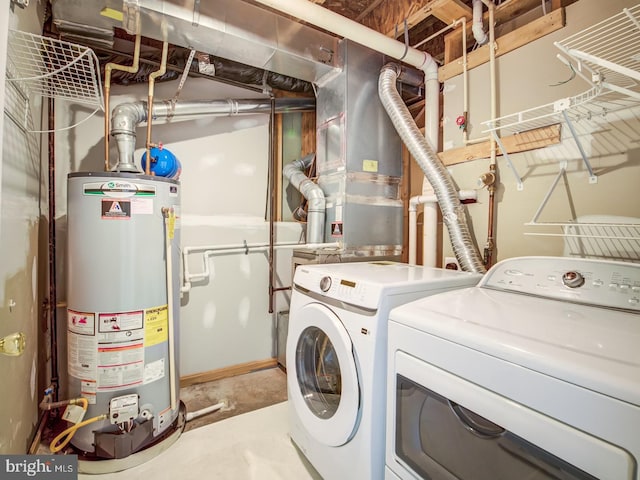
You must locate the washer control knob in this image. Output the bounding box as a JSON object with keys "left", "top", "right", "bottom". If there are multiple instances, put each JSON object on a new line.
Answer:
{"left": 562, "top": 271, "right": 585, "bottom": 288}
{"left": 320, "top": 276, "right": 332, "bottom": 292}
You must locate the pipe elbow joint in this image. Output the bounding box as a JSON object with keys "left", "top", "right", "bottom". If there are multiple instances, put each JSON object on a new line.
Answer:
{"left": 472, "top": 24, "right": 489, "bottom": 45}
{"left": 111, "top": 102, "right": 148, "bottom": 136}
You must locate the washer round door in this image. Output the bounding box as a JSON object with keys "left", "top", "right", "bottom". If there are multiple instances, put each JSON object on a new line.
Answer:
{"left": 287, "top": 302, "right": 360, "bottom": 447}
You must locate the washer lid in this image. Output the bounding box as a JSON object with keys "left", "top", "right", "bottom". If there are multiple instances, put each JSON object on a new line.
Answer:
{"left": 389, "top": 287, "right": 640, "bottom": 407}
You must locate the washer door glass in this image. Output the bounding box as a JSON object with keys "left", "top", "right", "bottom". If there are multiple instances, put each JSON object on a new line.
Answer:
{"left": 288, "top": 302, "right": 360, "bottom": 447}
{"left": 296, "top": 325, "right": 342, "bottom": 419}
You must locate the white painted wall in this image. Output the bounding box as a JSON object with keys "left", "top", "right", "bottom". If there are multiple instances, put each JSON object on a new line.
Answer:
{"left": 55, "top": 77, "right": 303, "bottom": 378}
{"left": 441, "top": 0, "right": 640, "bottom": 262}
{"left": 0, "top": 0, "right": 46, "bottom": 454}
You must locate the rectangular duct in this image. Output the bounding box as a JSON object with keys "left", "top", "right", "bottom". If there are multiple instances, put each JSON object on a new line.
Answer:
{"left": 51, "top": 0, "right": 340, "bottom": 84}
{"left": 316, "top": 40, "right": 403, "bottom": 256}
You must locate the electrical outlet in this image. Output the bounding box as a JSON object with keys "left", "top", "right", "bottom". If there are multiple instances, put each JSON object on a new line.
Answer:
{"left": 444, "top": 256, "right": 460, "bottom": 270}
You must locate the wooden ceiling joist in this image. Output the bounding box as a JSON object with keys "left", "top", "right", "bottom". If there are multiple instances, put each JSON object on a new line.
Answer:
{"left": 440, "top": 8, "right": 566, "bottom": 81}
{"left": 420, "top": 0, "right": 473, "bottom": 27}
{"left": 357, "top": 0, "right": 472, "bottom": 39}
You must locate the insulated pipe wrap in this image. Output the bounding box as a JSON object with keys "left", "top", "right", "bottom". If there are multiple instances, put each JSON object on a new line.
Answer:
{"left": 378, "top": 64, "right": 486, "bottom": 274}
{"left": 283, "top": 153, "right": 325, "bottom": 244}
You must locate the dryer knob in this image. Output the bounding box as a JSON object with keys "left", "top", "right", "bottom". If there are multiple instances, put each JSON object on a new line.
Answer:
{"left": 320, "top": 276, "right": 332, "bottom": 292}
{"left": 562, "top": 270, "right": 585, "bottom": 288}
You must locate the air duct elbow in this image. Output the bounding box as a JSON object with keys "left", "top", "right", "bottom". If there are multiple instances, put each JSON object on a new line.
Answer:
{"left": 283, "top": 154, "right": 325, "bottom": 244}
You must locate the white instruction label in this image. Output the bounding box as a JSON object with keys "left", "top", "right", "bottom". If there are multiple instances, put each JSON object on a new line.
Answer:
{"left": 144, "top": 358, "right": 165, "bottom": 385}
{"left": 97, "top": 329, "right": 145, "bottom": 391}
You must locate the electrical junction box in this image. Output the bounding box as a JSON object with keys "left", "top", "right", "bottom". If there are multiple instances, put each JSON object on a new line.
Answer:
{"left": 109, "top": 394, "right": 139, "bottom": 424}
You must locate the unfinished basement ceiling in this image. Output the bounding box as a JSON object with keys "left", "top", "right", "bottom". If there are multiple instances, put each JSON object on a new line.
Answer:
{"left": 47, "top": 0, "right": 571, "bottom": 95}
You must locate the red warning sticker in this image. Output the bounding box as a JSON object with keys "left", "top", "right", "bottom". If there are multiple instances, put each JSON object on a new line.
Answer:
{"left": 102, "top": 199, "right": 131, "bottom": 219}
{"left": 331, "top": 221, "right": 343, "bottom": 237}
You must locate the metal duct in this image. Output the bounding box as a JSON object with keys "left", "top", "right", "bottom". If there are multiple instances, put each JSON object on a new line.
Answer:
{"left": 378, "top": 64, "right": 486, "bottom": 274}
{"left": 110, "top": 97, "right": 316, "bottom": 172}
{"left": 51, "top": 0, "right": 340, "bottom": 83}
{"left": 283, "top": 153, "right": 325, "bottom": 244}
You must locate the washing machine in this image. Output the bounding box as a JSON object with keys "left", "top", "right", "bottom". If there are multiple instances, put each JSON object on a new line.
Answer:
{"left": 386, "top": 256, "right": 640, "bottom": 480}
{"left": 287, "top": 261, "right": 482, "bottom": 480}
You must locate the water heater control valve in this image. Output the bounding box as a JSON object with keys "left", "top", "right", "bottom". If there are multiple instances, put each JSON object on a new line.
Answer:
{"left": 109, "top": 394, "right": 140, "bottom": 425}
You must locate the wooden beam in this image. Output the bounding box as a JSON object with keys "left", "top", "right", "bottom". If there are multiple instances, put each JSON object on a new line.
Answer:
{"left": 439, "top": 8, "right": 565, "bottom": 82}
{"left": 359, "top": 0, "right": 471, "bottom": 39}
{"left": 301, "top": 111, "right": 316, "bottom": 157}
{"left": 443, "top": 0, "right": 554, "bottom": 64}
{"left": 438, "top": 124, "right": 562, "bottom": 166}
{"left": 427, "top": 0, "right": 473, "bottom": 25}
{"left": 180, "top": 358, "right": 278, "bottom": 388}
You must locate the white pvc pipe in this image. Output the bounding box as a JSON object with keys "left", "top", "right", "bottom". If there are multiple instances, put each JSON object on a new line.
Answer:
{"left": 181, "top": 241, "right": 339, "bottom": 294}
{"left": 164, "top": 211, "right": 177, "bottom": 412}
{"left": 409, "top": 190, "right": 478, "bottom": 266}
{"left": 185, "top": 401, "right": 227, "bottom": 422}
{"left": 420, "top": 59, "right": 441, "bottom": 267}
{"left": 472, "top": 0, "right": 489, "bottom": 45}
{"left": 482, "top": 0, "right": 498, "bottom": 166}
{"left": 253, "top": 0, "right": 434, "bottom": 71}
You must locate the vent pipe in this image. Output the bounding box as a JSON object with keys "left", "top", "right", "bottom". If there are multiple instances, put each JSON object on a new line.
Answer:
{"left": 379, "top": 64, "right": 486, "bottom": 274}
{"left": 283, "top": 153, "right": 325, "bottom": 243}
{"left": 110, "top": 98, "right": 315, "bottom": 172}
{"left": 472, "top": 0, "right": 489, "bottom": 46}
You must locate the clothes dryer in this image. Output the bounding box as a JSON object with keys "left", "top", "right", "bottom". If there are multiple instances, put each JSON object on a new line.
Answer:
{"left": 287, "top": 262, "right": 481, "bottom": 480}
{"left": 386, "top": 256, "right": 640, "bottom": 480}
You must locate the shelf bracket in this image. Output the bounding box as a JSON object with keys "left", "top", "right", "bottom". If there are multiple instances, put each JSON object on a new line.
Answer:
{"left": 490, "top": 131, "right": 523, "bottom": 190}
{"left": 529, "top": 161, "right": 567, "bottom": 224}
{"left": 560, "top": 110, "right": 597, "bottom": 184}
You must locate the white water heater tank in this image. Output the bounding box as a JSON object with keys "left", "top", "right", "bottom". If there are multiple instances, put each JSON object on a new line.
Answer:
{"left": 66, "top": 172, "right": 181, "bottom": 458}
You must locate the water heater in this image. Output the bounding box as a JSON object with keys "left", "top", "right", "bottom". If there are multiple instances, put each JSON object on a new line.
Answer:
{"left": 66, "top": 172, "right": 181, "bottom": 458}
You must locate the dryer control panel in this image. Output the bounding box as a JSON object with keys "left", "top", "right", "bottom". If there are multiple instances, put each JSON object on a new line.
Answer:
{"left": 480, "top": 256, "right": 640, "bottom": 311}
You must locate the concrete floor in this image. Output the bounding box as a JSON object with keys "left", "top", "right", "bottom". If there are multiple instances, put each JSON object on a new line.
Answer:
{"left": 38, "top": 366, "right": 289, "bottom": 454}
{"left": 180, "top": 367, "right": 288, "bottom": 432}
{"left": 78, "top": 401, "right": 321, "bottom": 479}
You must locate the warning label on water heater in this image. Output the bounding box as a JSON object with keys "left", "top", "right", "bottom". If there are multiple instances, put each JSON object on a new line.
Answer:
{"left": 102, "top": 199, "right": 131, "bottom": 219}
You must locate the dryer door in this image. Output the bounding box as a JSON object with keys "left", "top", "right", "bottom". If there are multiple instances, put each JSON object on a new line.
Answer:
{"left": 288, "top": 302, "right": 360, "bottom": 447}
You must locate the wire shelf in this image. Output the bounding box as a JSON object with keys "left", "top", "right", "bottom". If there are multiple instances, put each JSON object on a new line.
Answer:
{"left": 6, "top": 30, "right": 104, "bottom": 111}
{"left": 480, "top": 5, "right": 640, "bottom": 255}
{"left": 556, "top": 4, "right": 640, "bottom": 92}
{"left": 524, "top": 216, "right": 640, "bottom": 263}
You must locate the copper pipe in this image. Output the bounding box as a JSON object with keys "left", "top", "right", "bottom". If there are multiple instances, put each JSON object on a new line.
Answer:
{"left": 104, "top": 34, "right": 141, "bottom": 171}
{"left": 268, "top": 96, "right": 276, "bottom": 314}
{"left": 484, "top": 163, "right": 497, "bottom": 268}
{"left": 145, "top": 41, "right": 169, "bottom": 175}
{"left": 47, "top": 97, "right": 58, "bottom": 401}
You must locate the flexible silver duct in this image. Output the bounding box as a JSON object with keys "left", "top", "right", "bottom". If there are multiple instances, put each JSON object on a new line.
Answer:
{"left": 283, "top": 153, "right": 325, "bottom": 244}
{"left": 110, "top": 98, "right": 316, "bottom": 172}
{"left": 378, "top": 64, "right": 486, "bottom": 274}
